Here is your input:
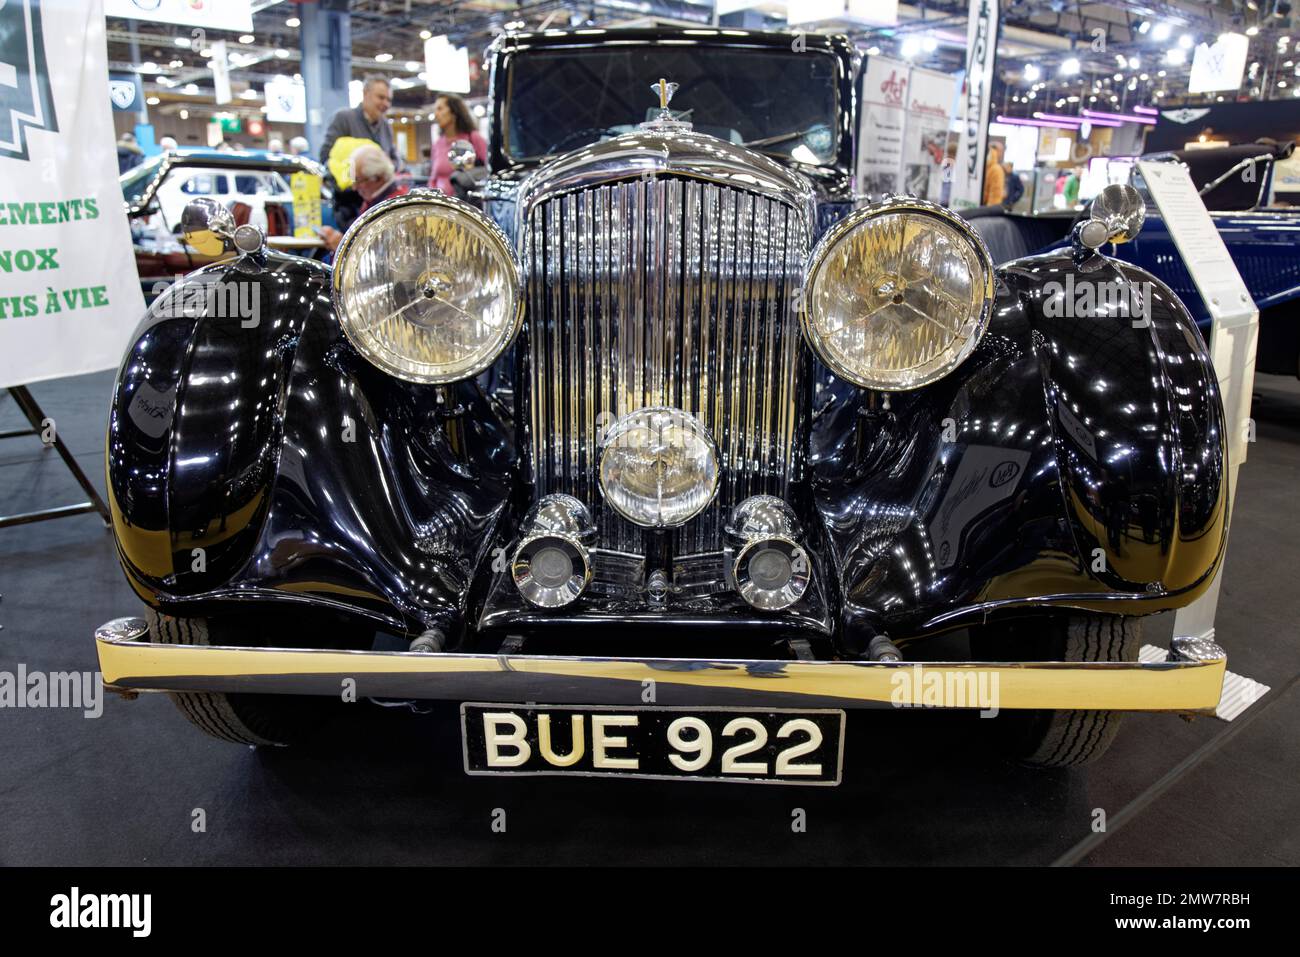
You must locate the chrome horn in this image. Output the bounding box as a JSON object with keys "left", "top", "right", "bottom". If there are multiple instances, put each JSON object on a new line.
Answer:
{"left": 511, "top": 494, "right": 595, "bottom": 608}
{"left": 726, "top": 495, "right": 810, "bottom": 611}
{"left": 1073, "top": 183, "right": 1146, "bottom": 252}
{"left": 180, "top": 197, "right": 236, "bottom": 256}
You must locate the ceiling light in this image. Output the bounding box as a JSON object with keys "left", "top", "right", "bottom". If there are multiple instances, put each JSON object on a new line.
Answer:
{"left": 1129, "top": 55, "right": 1141, "bottom": 69}
{"left": 1024, "top": 63, "right": 1040, "bottom": 81}
{"left": 1179, "top": 34, "right": 1194, "bottom": 49}
{"left": 1140, "top": 73, "right": 1149, "bottom": 80}
{"left": 286, "top": 16, "right": 300, "bottom": 27}
{"left": 1282, "top": 80, "right": 1290, "bottom": 87}
{"left": 1113, "top": 72, "right": 1123, "bottom": 80}
{"left": 405, "top": 60, "right": 421, "bottom": 72}
{"left": 900, "top": 36, "right": 922, "bottom": 58}
{"left": 174, "top": 37, "right": 190, "bottom": 48}
{"left": 374, "top": 52, "right": 393, "bottom": 62}
{"left": 274, "top": 49, "right": 289, "bottom": 58}
{"left": 239, "top": 34, "right": 254, "bottom": 44}
{"left": 240, "top": 89, "right": 259, "bottom": 99}
{"left": 867, "top": 45, "right": 881, "bottom": 55}
{"left": 146, "top": 96, "right": 159, "bottom": 105}
{"left": 1152, "top": 23, "right": 1172, "bottom": 42}
{"left": 199, "top": 47, "right": 211, "bottom": 57}
{"left": 168, "top": 59, "right": 183, "bottom": 68}
{"left": 179, "top": 109, "right": 189, "bottom": 119}
{"left": 420, "top": 29, "right": 433, "bottom": 39}
{"left": 1138, "top": 20, "right": 1151, "bottom": 34}
{"left": 922, "top": 36, "right": 938, "bottom": 52}
{"left": 1158, "top": 69, "right": 1167, "bottom": 76}
{"left": 183, "top": 83, "right": 198, "bottom": 94}
{"left": 1247, "top": 26, "right": 1260, "bottom": 36}
{"left": 1060, "top": 57, "right": 1080, "bottom": 75}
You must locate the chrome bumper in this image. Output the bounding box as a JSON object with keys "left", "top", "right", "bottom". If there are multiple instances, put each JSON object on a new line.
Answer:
{"left": 94, "top": 618, "right": 1228, "bottom": 712}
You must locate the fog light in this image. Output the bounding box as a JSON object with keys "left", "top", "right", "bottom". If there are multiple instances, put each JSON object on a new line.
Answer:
{"left": 727, "top": 495, "right": 810, "bottom": 611}
{"left": 512, "top": 494, "right": 594, "bottom": 608}
{"left": 598, "top": 407, "right": 719, "bottom": 528}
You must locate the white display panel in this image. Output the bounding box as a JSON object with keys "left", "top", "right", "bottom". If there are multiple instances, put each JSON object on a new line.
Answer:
{"left": 1137, "top": 160, "right": 1259, "bottom": 644}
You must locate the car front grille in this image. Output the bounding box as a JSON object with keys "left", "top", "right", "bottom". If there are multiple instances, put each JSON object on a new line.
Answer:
{"left": 521, "top": 175, "right": 810, "bottom": 555}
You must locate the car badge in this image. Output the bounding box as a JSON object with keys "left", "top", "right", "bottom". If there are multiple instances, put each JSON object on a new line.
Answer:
{"left": 641, "top": 78, "right": 691, "bottom": 131}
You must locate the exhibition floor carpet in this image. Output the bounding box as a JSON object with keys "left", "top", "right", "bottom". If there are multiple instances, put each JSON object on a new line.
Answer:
{"left": 1, "top": 371, "right": 1297, "bottom": 866}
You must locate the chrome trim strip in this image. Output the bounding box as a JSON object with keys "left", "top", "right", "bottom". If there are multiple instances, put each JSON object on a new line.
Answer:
{"left": 96, "top": 617, "right": 1228, "bottom": 711}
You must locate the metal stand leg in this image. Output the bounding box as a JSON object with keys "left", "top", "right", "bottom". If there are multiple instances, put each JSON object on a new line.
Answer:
{"left": 0, "top": 386, "right": 111, "bottom": 530}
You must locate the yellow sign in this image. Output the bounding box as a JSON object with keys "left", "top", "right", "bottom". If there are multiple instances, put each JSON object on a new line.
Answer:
{"left": 290, "top": 172, "right": 323, "bottom": 238}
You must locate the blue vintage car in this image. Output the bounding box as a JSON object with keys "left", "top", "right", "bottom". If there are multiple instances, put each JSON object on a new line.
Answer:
{"left": 1025, "top": 143, "right": 1299, "bottom": 378}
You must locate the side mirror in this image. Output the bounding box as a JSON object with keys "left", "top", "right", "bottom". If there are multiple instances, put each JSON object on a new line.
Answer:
{"left": 181, "top": 197, "right": 235, "bottom": 256}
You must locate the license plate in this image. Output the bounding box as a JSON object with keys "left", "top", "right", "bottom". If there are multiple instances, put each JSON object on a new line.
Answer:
{"left": 459, "top": 703, "right": 845, "bottom": 785}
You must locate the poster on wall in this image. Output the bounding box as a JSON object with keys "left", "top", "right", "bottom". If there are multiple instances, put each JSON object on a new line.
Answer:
{"left": 856, "top": 55, "right": 908, "bottom": 196}
{"left": 952, "top": 0, "right": 999, "bottom": 207}
{"left": 0, "top": 0, "right": 146, "bottom": 388}
{"left": 856, "top": 57, "right": 958, "bottom": 202}
{"left": 903, "top": 67, "right": 958, "bottom": 202}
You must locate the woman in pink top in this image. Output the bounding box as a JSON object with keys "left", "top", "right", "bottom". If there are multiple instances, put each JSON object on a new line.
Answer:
{"left": 429, "top": 93, "right": 487, "bottom": 195}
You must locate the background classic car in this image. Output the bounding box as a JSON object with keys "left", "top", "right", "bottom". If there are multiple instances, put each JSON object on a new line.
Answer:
{"left": 96, "top": 29, "right": 1229, "bottom": 774}
{"left": 122, "top": 148, "right": 334, "bottom": 300}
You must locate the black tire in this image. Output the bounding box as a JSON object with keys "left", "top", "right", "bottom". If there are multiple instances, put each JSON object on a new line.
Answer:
{"left": 146, "top": 609, "right": 340, "bottom": 747}
{"left": 971, "top": 614, "right": 1142, "bottom": 768}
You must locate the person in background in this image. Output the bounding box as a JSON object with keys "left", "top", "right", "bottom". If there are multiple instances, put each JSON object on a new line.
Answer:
{"left": 116, "top": 132, "right": 144, "bottom": 173}
{"left": 1063, "top": 166, "right": 1082, "bottom": 208}
{"left": 318, "top": 145, "right": 410, "bottom": 255}
{"left": 289, "top": 136, "right": 310, "bottom": 155}
{"left": 982, "top": 142, "right": 1005, "bottom": 206}
{"left": 428, "top": 93, "right": 486, "bottom": 195}
{"left": 158, "top": 135, "right": 179, "bottom": 152}
{"left": 268, "top": 136, "right": 285, "bottom": 154}
{"left": 320, "top": 74, "right": 398, "bottom": 166}
{"left": 1002, "top": 161, "right": 1024, "bottom": 209}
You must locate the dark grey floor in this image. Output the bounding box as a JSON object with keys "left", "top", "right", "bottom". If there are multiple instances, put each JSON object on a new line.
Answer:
{"left": 0, "top": 371, "right": 1296, "bottom": 866}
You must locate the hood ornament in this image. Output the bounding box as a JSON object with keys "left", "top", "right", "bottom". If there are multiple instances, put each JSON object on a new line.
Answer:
{"left": 641, "top": 77, "right": 692, "bottom": 131}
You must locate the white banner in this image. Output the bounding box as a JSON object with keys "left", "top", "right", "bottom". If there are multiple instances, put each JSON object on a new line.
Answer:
{"left": 103, "top": 0, "right": 254, "bottom": 34}
{"left": 952, "top": 0, "right": 999, "bottom": 207}
{"left": 856, "top": 56, "right": 908, "bottom": 196}
{"left": 0, "top": 0, "right": 145, "bottom": 388}
{"left": 856, "top": 58, "right": 958, "bottom": 203}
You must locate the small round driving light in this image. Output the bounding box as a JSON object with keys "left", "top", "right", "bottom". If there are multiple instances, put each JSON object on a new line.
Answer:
{"left": 598, "top": 407, "right": 719, "bottom": 528}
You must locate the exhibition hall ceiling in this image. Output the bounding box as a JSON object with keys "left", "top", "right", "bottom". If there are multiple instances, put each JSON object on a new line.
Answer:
{"left": 104, "top": 0, "right": 1297, "bottom": 119}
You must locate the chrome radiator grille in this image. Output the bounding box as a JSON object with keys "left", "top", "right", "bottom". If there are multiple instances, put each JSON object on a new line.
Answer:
{"left": 523, "top": 175, "right": 809, "bottom": 555}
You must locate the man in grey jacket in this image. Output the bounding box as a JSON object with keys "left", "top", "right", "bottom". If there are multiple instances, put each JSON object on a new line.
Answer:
{"left": 320, "top": 74, "right": 398, "bottom": 166}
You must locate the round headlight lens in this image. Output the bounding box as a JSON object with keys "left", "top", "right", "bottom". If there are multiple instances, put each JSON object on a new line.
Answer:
{"left": 333, "top": 193, "right": 521, "bottom": 384}
{"left": 599, "top": 408, "right": 719, "bottom": 528}
{"left": 803, "top": 202, "right": 994, "bottom": 390}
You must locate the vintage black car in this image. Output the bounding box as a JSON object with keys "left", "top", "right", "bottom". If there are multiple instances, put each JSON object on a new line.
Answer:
{"left": 96, "top": 29, "right": 1229, "bottom": 779}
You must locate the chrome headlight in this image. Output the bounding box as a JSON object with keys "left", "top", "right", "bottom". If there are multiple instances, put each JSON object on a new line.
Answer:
{"left": 802, "top": 199, "right": 994, "bottom": 391}
{"left": 598, "top": 408, "right": 719, "bottom": 529}
{"left": 332, "top": 191, "right": 522, "bottom": 384}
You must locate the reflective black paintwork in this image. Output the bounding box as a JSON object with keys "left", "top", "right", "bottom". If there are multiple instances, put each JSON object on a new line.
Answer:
{"left": 105, "top": 28, "right": 1227, "bottom": 656}
{"left": 107, "top": 245, "right": 1226, "bottom": 652}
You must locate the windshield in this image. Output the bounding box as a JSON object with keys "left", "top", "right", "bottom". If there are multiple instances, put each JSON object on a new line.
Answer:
{"left": 121, "top": 155, "right": 165, "bottom": 208}
{"left": 505, "top": 45, "right": 838, "bottom": 164}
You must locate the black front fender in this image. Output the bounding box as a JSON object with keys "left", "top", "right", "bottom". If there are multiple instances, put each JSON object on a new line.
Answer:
{"left": 812, "top": 250, "right": 1227, "bottom": 652}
